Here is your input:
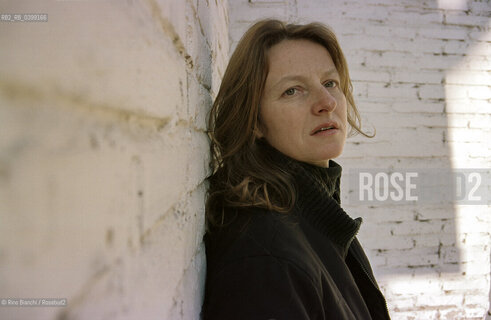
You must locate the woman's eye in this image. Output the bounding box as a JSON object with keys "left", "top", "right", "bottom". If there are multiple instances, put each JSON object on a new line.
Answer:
{"left": 284, "top": 88, "right": 297, "bottom": 96}
{"left": 324, "top": 80, "right": 337, "bottom": 88}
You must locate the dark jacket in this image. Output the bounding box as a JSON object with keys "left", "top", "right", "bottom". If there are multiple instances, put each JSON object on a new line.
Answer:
{"left": 201, "top": 149, "right": 391, "bottom": 319}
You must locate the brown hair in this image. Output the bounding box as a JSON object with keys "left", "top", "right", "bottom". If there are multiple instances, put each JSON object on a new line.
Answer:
{"left": 206, "top": 19, "right": 373, "bottom": 228}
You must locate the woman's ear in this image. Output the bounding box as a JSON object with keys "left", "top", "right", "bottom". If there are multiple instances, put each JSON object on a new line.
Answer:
{"left": 254, "top": 126, "right": 264, "bottom": 139}
{"left": 255, "top": 108, "right": 266, "bottom": 139}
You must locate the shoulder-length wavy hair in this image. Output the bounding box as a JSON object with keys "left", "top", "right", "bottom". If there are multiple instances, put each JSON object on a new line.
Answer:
{"left": 206, "top": 19, "right": 373, "bottom": 227}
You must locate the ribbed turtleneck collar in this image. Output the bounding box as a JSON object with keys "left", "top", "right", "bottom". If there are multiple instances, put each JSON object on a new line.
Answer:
{"left": 261, "top": 141, "right": 362, "bottom": 255}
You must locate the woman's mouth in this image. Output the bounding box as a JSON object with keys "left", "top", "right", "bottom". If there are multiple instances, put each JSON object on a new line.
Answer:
{"left": 311, "top": 122, "right": 339, "bottom": 135}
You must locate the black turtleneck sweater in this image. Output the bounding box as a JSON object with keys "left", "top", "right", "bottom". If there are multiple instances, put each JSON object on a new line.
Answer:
{"left": 201, "top": 146, "right": 391, "bottom": 320}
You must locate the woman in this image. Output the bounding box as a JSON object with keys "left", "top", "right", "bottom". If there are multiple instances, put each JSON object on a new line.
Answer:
{"left": 201, "top": 19, "right": 391, "bottom": 320}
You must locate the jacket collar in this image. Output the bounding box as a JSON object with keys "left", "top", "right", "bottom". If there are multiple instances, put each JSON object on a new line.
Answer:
{"left": 262, "top": 141, "right": 362, "bottom": 256}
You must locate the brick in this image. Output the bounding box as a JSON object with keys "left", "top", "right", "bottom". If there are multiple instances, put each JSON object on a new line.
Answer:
{"left": 439, "top": 308, "right": 468, "bottom": 319}
{"left": 437, "top": 1, "right": 469, "bottom": 11}
{"left": 462, "top": 232, "right": 491, "bottom": 246}
{"left": 460, "top": 247, "right": 491, "bottom": 264}
{"left": 358, "top": 220, "right": 394, "bottom": 235}
{"left": 414, "top": 206, "right": 455, "bottom": 220}
{"left": 396, "top": 37, "right": 445, "bottom": 53}
{"left": 447, "top": 70, "right": 490, "bottom": 86}
{"left": 355, "top": 125, "right": 444, "bottom": 145}
{"left": 386, "top": 251, "right": 440, "bottom": 268}
{"left": 368, "top": 111, "right": 448, "bottom": 128}
{"left": 362, "top": 234, "right": 414, "bottom": 250}
{"left": 445, "top": 14, "right": 490, "bottom": 27}
{"left": 449, "top": 142, "right": 491, "bottom": 159}
{"left": 391, "top": 297, "right": 417, "bottom": 309}
{"left": 420, "top": 54, "right": 463, "bottom": 70}
{"left": 389, "top": 10, "right": 445, "bottom": 25}
{"left": 459, "top": 56, "right": 491, "bottom": 71}
{"left": 386, "top": 277, "right": 442, "bottom": 295}
{"left": 443, "top": 278, "right": 489, "bottom": 291}
{"left": 348, "top": 80, "right": 367, "bottom": 95}
{"left": 350, "top": 69, "right": 391, "bottom": 82}
{"left": 340, "top": 34, "right": 397, "bottom": 52}
{"left": 418, "top": 84, "right": 447, "bottom": 99}
{"left": 467, "top": 85, "right": 491, "bottom": 99}
{"left": 464, "top": 294, "right": 489, "bottom": 305}
{"left": 391, "top": 220, "right": 445, "bottom": 236}
{"left": 344, "top": 53, "right": 367, "bottom": 68}
{"left": 343, "top": 137, "right": 451, "bottom": 157}
{"left": 366, "top": 254, "right": 387, "bottom": 268}
{"left": 448, "top": 127, "right": 487, "bottom": 142}
{"left": 389, "top": 311, "right": 420, "bottom": 319}
{"left": 352, "top": 100, "right": 391, "bottom": 113}
{"left": 365, "top": 51, "right": 420, "bottom": 69}
{"left": 441, "top": 246, "right": 460, "bottom": 264}
{"left": 374, "top": 266, "right": 414, "bottom": 280}
{"left": 463, "top": 261, "right": 491, "bottom": 275}
{"left": 414, "top": 234, "right": 455, "bottom": 248}
{"left": 363, "top": 24, "right": 418, "bottom": 39}
{"left": 390, "top": 70, "right": 444, "bottom": 85}
{"left": 468, "top": 2, "right": 491, "bottom": 15}
{"left": 421, "top": 84, "right": 465, "bottom": 100}
{"left": 391, "top": 101, "right": 445, "bottom": 113}
{"left": 446, "top": 99, "right": 490, "bottom": 114}
{"left": 455, "top": 218, "right": 491, "bottom": 234}
{"left": 229, "top": 0, "right": 288, "bottom": 24}
{"left": 464, "top": 307, "right": 491, "bottom": 318}
{"left": 419, "top": 26, "right": 470, "bottom": 41}
{"left": 361, "top": 0, "right": 436, "bottom": 9}
{"left": 415, "top": 293, "right": 464, "bottom": 307}
{"left": 294, "top": 8, "right": 345, "bottom": 29}
{"left": 443, "top": 40, "right": 473, "bottom": 55}
{"left": 366, "top": 82, "right": 420, "bottom": 99}
{"left": 447, "top": 114, "right": 474, "bottom": 127}
{"left": 467, "top": 115, "right": 491, "bottom": 129}
{"left": 339, "top": 5, "right": 392, "bottom": 21}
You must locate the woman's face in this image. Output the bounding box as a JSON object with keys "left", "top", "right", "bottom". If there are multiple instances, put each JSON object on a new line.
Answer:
{"left": 258, "top": 39, "right": 348, "bottom": 167}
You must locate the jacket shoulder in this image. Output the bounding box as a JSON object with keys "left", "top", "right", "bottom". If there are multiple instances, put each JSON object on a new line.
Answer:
{"left": 203, "top": 209, "right": 329, "bottom": 320}
{"left": 205, "top": 207, "right": 321, "bottom": 280}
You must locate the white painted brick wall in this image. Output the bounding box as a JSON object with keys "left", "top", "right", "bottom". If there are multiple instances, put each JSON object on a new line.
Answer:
{"left": 229, "top": 0, "right": 490, "bottom": 319}
{"left": 0, "top": 0, "right": 228, "bottom": 319}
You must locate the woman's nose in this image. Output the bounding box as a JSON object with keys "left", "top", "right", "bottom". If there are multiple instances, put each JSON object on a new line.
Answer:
{"left": 311, "top": 86, "right": 337, "bottom": 114}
